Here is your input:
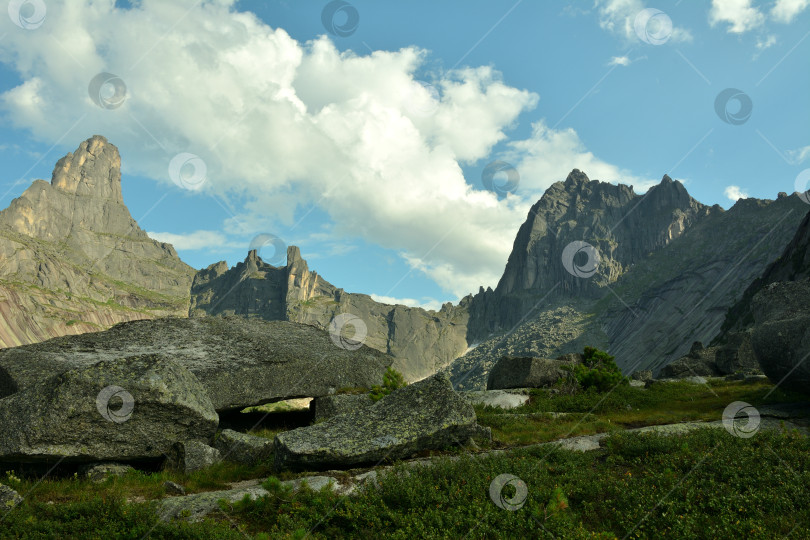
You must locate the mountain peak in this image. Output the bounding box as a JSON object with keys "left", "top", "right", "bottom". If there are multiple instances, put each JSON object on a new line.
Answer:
{"left": 51, "top": 135, "right": 123, "bottom": 204}
{"left": 564, "top": 169, "right": 590, "bottom": 186}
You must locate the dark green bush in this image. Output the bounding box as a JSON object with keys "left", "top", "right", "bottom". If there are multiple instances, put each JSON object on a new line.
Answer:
{"left": 573, "top": 346, "right": 628, "bottom": 392}
{"left": 369, "top": 367, "right": 407, "bottom": 402}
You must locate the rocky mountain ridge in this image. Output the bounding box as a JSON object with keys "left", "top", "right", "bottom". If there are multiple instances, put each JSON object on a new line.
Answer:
{"left": 190, "top": 247, "right": 469, "bottom": 382}
{"left": 2, "top": 136, "right": 807, "bottom": 394}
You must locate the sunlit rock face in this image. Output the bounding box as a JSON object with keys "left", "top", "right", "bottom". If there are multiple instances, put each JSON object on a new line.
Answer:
{"left": 0, "top": 135, "right": 195, "bottom": 348}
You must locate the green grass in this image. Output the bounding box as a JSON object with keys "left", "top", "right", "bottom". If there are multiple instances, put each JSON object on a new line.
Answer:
{"left": 475, "top": 378, "right": 805, "bottom": 447}
{"left": 1, "top": 379, "right": 807, "bottom": 538}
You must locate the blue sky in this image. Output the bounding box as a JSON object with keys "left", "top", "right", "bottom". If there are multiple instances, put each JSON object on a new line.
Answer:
{"left": 0, "top": 0, "right": 808, "bottom": 310}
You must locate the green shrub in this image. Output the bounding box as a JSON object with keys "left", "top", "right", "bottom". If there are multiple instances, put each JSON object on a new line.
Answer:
{"left": 573, "top": 346, "right": 628, "bottom": 392}
{"left": 369, "top": 367, "right": 407, "bottom": 402}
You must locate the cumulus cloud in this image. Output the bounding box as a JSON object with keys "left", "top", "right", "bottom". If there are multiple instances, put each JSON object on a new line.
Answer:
{"left": 503, "top": 120, "right": 658, "bottom": 194}
{"left": 724, "top": 185, "right": 749, "bottom": 201}
{"left": 771, "top": 0, "right": 810, "bottom": 23}
{"left": 147, "top": 230, "right": 227, "bottom": 251}
{"left": 709, "top": 0, "right": 765, "bottom": 33}
{"left": 0, "top": 0, "right": 642, "bottom": 299}
{"left": 596, "top": 0, "right": 693, "bottom": 43}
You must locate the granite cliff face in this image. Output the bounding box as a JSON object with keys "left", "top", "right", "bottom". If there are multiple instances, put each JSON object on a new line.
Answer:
{"left": 189, "top": 247, "right": 469, "bottom": 382}
{"left": 0, "top": 135, "right": 195, "bottom": 348}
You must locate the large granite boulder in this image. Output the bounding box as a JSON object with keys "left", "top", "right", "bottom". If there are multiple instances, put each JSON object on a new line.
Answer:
{"left": 0, "top": 355, "right": 218, "bottom": 463}
{"left": 274, "top": 374, "right": 490, "bottom": 471}
{"left": 751, "top": 281, "right": 810, "bottom": 394}
{"left": 486, "top": 356, "right": 578, "bottom": 390}
{"left": 0, "top": 316, "right": 393, "bottom": 412}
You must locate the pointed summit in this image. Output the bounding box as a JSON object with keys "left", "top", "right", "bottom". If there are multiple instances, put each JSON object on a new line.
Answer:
{"left": 51, "top": 135, "right": 123, "bottom": 204}
{"left": 564, "top": 169, "right": 590, "bottom": 186}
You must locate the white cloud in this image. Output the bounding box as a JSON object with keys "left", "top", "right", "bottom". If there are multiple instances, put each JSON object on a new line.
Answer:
{"left": 370, "top": 294, "right": 444, "bottom": 312}
{"left": 771, "top": 0, "right": 810, "bottom": 22}
{"left": 0, "top": 0, "right": 640, "bottom": 299}
{"left": 608, "top": 55, "right": 631, "bottom": 66}
{"left": 595, "top": 0, "right": 693, "bottom": 43}
{"left": 787, "top": 144, "right": 810, "bottom": 164}
{"left": 756, "top": 35, "right": 778, "bottom": 49}
{"left": 147, "top": 230, "right": 227, "bottom": 251}
{"left": 724, "top": 185, "right": 749, "bottom": 201}
{"left": 709, "top": 0, "right": 765, "bottom": 33}
{"left": 503, "top": 120, "right": 658, "bottom": 194}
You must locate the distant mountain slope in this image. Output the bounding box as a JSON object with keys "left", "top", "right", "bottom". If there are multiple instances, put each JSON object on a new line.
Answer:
{"left": 0, "top": 135, "right": 195, "bottom": 347}
{"left": 189, "top": 247, "right": 469, "bottom": 382}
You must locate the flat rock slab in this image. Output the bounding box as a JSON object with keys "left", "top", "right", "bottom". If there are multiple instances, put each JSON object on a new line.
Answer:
{"left": 460, "top": 390, "right": 530, "bottom": 409}
{"left": 0, "top": 354, "right": 218, "bottom": 464}
{"left": 274, "top": 374, "right": 490, "bottom": 471}
{"left": 0, "top": 317, "right": 393, "bottom": 412}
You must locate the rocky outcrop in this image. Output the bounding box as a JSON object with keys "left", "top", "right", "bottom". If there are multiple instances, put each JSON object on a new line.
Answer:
{"left": 0, "top": 316, "right": 393, "bottom": 412}
{"left": 659, "top": 341, "right": 721, "bottom": 378}
{"left": 486, "top": 356, "right": 579, "bottom": 390}
{"left": 190, "top": 247, "right": 469, "bottom": 382}
{"left": 0, "top": 135, "right": 195, "bottom": 348}
{"left": 0, "top": 355, "right": 219, "bottom": 464}
{"left": 750, "top": 281, "right": 810, "bottom": 394}
{"left": 273, "top": 374, "right": 490, "bottom": 471}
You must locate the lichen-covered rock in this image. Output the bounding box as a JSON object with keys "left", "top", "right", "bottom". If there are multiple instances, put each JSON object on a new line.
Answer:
{"left": 630, "top": 370, "right": 653, "bottom": 382}
{"left": 0, "top": 354, "right": 218, "bottom": 463}
{"left": 311, "top": 393, "right": 375, "bottom": 421}
{"left": 486, "top": 356, "right": 578, "bottom": 390}
{"left": 213, "top": 429, "right": 274, "bottom": 466}
{"left": 79, "top": 462, "right": 134, "bottom": 483}
{"left": 165, "top": 441, "right": 221, "bottom": 473}
{"left": 274, "top": 374, "right": 490, "bottom": 471}
{"left": 0, "top": 483, "right": 23, "bottom": 510}
{"left": 751, "top": 281, "right": 810, "bottom": 394}
{"left": 0, "top": 316, "right": 393, "bottom": 412}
